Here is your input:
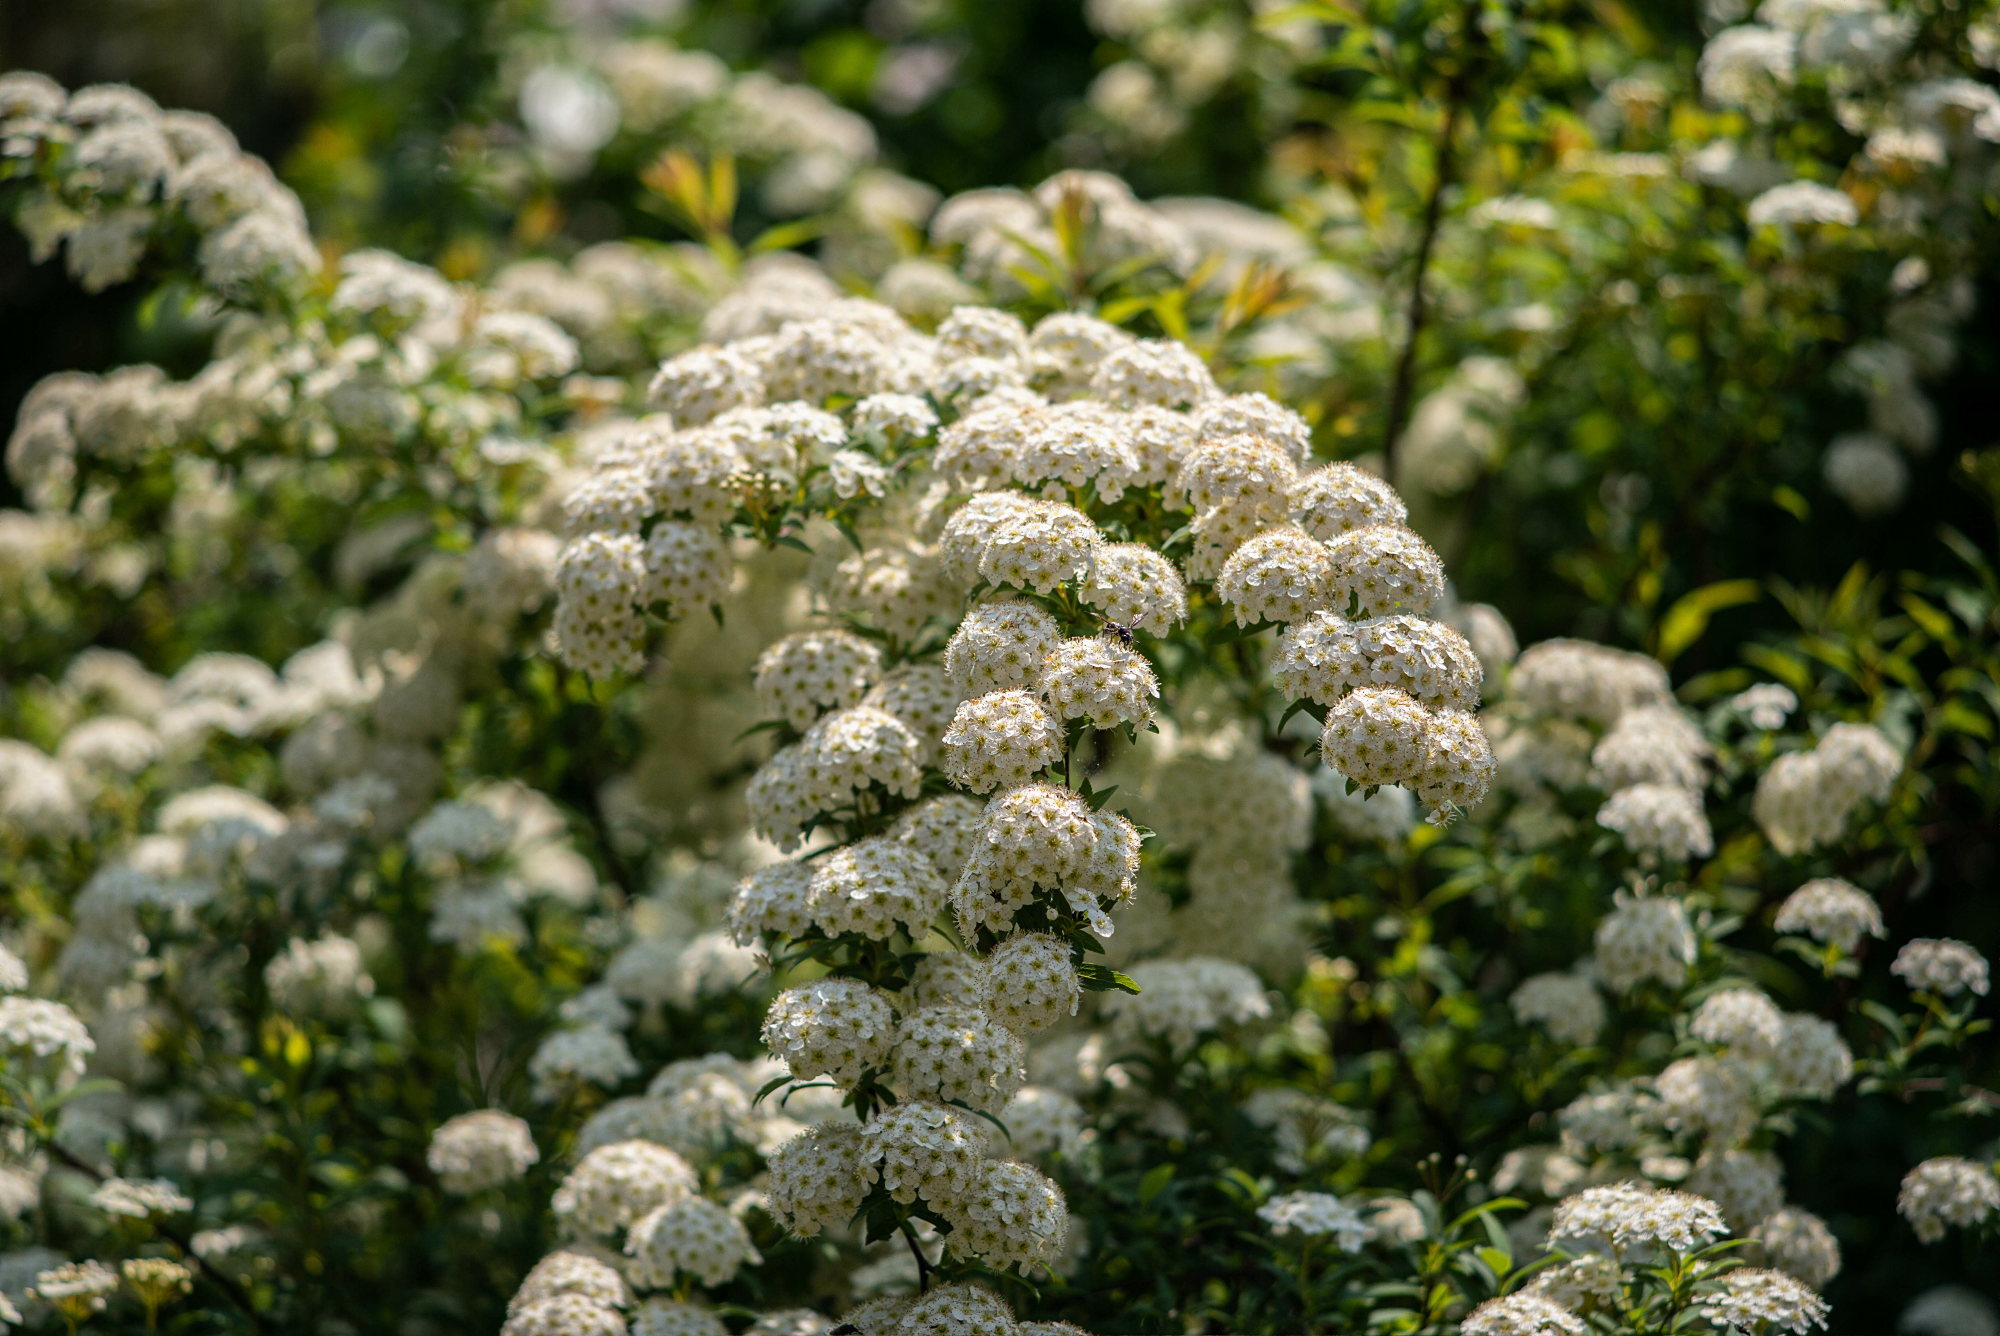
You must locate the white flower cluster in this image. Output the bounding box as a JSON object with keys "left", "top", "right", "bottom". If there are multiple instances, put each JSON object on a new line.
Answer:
{"left": 0, "top": 72, "right": 318, "bottom": 297}
{"left": 1891, "top": 939, "right": 1990, "bottom": 999}
{"left": 1753, "top": 722, "right": 1902, "bottom": 854}
{"left": 1104, "top": 957, "right": 1272, "bottom": 1050}
{"left": 1546, "top": 1182, "right": 1729, "bottom": 1254}
{"left": 1493, "top": 641, "right": 1711, "bottom": 864}
{"left": 1256, "top": 1191, "right": 1370, "bottom": 1250}
{"left": 1773, "top": 877, "right": 1886, "bottom": 952}
{"left": 1898, "top": 1157, "right": 2000, "bottom": 1244}
{"left": 1125, "top": 736, "right": 1318, "bottom": 973}
{"left": 1688, "top": 0, "right": 1997, "bottom": 521}
{"left": 427, "top": 1110, "right": 541, "bottom": 1194}
{"left": 507, "top": 1083, "right": 813, "bottom": 1336}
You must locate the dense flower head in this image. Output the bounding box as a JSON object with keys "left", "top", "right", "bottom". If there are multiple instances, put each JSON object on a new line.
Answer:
{"left": 1175, "top": 434, "right": 1297, "bottom": 514}
{"left": 1273, "top": 611, "right": 1361, "bottom": 706}
{"left": 888, "top": 1004, "right": 1027, "bottom": 1113}
{"left": 1416, "top": 708, "right": 1497, "bottom": 817}
{"left": 530, "top": 1026, "right": 641, "bottom": 1101}
{"left": 984, "top": 933, "right": 1082, "bottom": 1032}
{"left": 764, "top": 1123, "right": 870, "bottom": 1236}
{"left": 952, "top": 783, "right": 1138, "bottom": 937}
{"left": 629, "top": 1299, "right": 729, "bottom": 1336}
{"left": 1289, "top": 462, "right": 1409, "bottom": 540}
{"left": 1594, "top": 891, "right": 1698, "bottom": 992}
{"left": 1193, "top": 392, "right": 1311, "bottom": 460}
{"left": 942, "top": 689, "right": 1063, "bottom": 792}
{"left": 1216, "top": 525, "right": 1335, "bottom": 626}
{"left": 1771, "top": 1013, "right": 1855, "bottom": 1099}
{"left": 642, "top": 521, "right": 732, "bottom": 615}
{"left": 1513, "top": 639, "right": 1672, "bottom": 724}
{"left": 1656, "top": 1055, "right": 1759, "bottom": 1146}
{"left": 1016, "top": 403, "right": 1144, "bottom": 499}
{"left": 1511, "top": 973, "right": 1607, "bottom": 1046}
{"left": 1695, "top": 1268, "right": 1830, "bottom": 1335}
{"left": 727, "top": 860, "right": 818, "bottom": 944}
{"left": 1326, "top": 525, "right": 1446, "bottom": 617}
{"left": 806, "top": 837, "right": 948, "bottom": 941}
{"left": 1104, "top": 957, "right": 1271, "bottom": 1049}
{"left": 1773, "top": 877, "right": 1886, "bottom": 952}
{"left": 1754, "top": 723, "right": 1903, "bottom": 854}
{"left": 1597, "top": 783, "right": 1715, "bottom": 862}
{"left": 1689, "top": 987, "right": 1785, "bottom": 1057}
{"left": 976, "top": 499, "right": 1104, "bottom": 594}
{"left": 1752, "top": 1207, "right": 1842, "bottom": 1288}
{"left": 551, "top": 1141, "right": 699, "bottom": 1236}
{"left": 1003, "top": 1086, "right": 1089, "bottom": 1158}
{"left": 1547, "top": 1183, "right": 1729, "bottom": 1254}
{"left": 761, "top": 978, "right": 897, "bottom": 1086}
{"left": 945, "top": 601, "right": 1062, "bottom": 698}
{"left": 753, "top": 629, "right": 884, "bottom": 730}
{"left": 1462, "top": 1293, "right": 1587, "bottom": 1336}
{"left": 1899, "top": 1157, "right": 2000, "bottom": 1243}
{"left": 503, "top": 1294, "right": 628, "bottom": 1336}
{"left": 626, "top": 1196, "right": 761, "bottom": 1289}
{"left": 1256, "top": 1192, "right": 1370, "bottom": 1249}
{"left": 1039, "top": 636, "right": 1160, "bottom": 728}
{"left": 1090, "top": 337, "right": 1217, "bottom": 408}
{"left": 948, "top": 1158, "right": 1069, "bottom": 1270}
{"left": 749, "top": 706, "right": 926, "bottom": 847}
{"left": 1892, "top": 938, "right": 1991, "bottom": 997}
{"left": 888, "top": 1281, "right": 1019, "bottom": 1336}
{"left": 0, "top": 996, "right": 95, "bottom": 1077}
{"left": 1074, "top": 543, "right": 1187, "bottom": 640}
{"left": 1591, "top": 704, "right": 1709, "bottom": 792}
{"left": 648, "top": 345, "right": 764, "bottom": 425}
{"left": 1321, "top": 686, "right": 1432, "bottom": 788}
{"left": 859, "top": 1100, "right": 989, "bottom": 1208}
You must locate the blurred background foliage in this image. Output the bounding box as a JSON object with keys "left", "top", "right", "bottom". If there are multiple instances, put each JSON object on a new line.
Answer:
{"left": 5, "top": 0, "right": 1997, "bottom": 714}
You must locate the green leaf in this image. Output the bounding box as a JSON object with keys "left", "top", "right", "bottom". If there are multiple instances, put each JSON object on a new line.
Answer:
{"left": 1475, "top": 1246, "right": 1513, "bottom": 1278}
{"left": 748, "top": 216, "right": 829, "bottom": 255}
{"left": 1771, "top": 484, "right": 1810, "bottom": 520}
{"left": 1655, "top": 579, "right": 1760, "bottom": 665}
{"left": 1137, "top": 1163, "right": 1175, "bottom": 1205}
{"left": 731, "top": 718, "right": 790, "bottom": 745}
{"left": 1078, "top": 963, "right": 1142, "bottom": 994}
{"left": 1276, "top": 696, "right": 1319, "bottom": 732}
{"left": 1898, "top": 592, "right": 1955, "bottom": 643}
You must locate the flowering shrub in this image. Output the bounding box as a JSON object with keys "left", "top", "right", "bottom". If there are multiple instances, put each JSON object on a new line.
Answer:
{"left": 3, "top": 4, "right": 2000, "bottom": 1333}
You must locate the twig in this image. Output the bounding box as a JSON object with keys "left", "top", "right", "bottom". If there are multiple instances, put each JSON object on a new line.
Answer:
{"left": 46, "top": 1141, "right": 264, "bottom": 1331}
{"left": 1381, "top": 2, "right": 1483, "bottom": 484}
{"left": 900, "top": 1221, "right": 935, "bottom": 1293}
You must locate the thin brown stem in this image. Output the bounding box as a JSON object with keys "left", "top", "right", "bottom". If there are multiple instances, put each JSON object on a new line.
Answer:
{"left": 45, "top": 1141, "right": 263, "bottom": 1331}
{"left": 1381, "top": 3, "right": 1483, "bottom": 484}
{"left": 900, "top": 1221, "right": 935, "bottom": 1293}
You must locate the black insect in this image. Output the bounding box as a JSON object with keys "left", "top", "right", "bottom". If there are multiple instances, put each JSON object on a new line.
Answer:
{"left": 1100, "top": 619, "right": 1136, "bottom": 648}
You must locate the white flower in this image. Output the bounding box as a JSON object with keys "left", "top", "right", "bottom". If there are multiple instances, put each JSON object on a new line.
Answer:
{"left": 428, "top": 1111, "right": 541, "bottom": 1194}
{"left": 1257, "top": 1192, "right": 1369, "bottom": 1250}
{"left": 1747, "top": 180, "right": 1858, "bottom": 228}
